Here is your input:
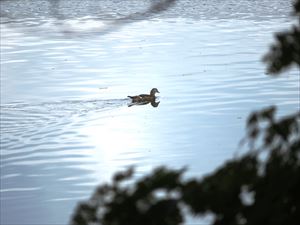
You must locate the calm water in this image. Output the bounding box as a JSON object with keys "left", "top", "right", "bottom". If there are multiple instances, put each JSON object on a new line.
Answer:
{"left": 1, "top": 0, "right": 299, "bottom": 224}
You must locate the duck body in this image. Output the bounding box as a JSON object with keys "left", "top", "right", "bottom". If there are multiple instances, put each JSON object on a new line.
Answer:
{"left": 128, "top": 88, "right": 160, "bottom": 107}
{"left": 128, "top": 88, "right": 159, "bottom": 103}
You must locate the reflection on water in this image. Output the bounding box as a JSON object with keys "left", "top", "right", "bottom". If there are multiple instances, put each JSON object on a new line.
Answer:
{"left": 128, "top": 99, "right": 160, "bottom": 107}
{"left": 1, "top": 0, "right": 299, "bottom": 224}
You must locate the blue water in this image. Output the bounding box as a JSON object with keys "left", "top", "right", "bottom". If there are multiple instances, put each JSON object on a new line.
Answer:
{"left": 1, "top": 0, "right": 299, "bottom": 224}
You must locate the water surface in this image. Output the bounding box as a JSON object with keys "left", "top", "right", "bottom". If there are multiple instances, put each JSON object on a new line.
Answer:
{"left": 1, "top": 0, "right": 299, "bottom": 224}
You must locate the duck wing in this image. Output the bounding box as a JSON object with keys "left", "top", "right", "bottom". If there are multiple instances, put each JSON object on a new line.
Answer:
{"left": 139, "top": 94, "right": 150, "bottom": 98}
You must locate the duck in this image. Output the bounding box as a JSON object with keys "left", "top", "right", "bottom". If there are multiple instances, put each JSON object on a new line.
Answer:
{"left": 128, "top": 88, "right": 160, "bottom": 103}
{"left": 128, "top": 88, "right": 160, "bottom": 107}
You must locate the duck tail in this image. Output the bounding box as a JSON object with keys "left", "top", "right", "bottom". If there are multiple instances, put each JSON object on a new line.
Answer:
{"left": 127, "top": 96, "right": 133, "bottom": 99}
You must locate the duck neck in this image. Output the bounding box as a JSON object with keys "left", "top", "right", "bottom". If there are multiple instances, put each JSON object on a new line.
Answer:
{"left": 150, "top": 90, "right": 156, "bottom": 97}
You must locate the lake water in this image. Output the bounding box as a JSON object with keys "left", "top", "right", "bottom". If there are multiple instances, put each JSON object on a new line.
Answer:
{"left": 1, "top": 0, "right": 299, "bottom": 224}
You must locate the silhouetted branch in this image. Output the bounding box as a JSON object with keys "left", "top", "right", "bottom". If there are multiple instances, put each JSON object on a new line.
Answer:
{"left": 70, "top": 107, "right": 300, "bottom": 225}
{"left": 264, "top": 0, "right": 300, "bottom": 74}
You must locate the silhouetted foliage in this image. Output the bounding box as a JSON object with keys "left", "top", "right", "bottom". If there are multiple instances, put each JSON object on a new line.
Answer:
{"left": 71, "top": 1, "right": 300, "bottom": 224}
{"left": 263, "top": 0, "right": 300, "bottom": 74}
{"left": 71, "top": 107, "right": 300, "bottom": 225}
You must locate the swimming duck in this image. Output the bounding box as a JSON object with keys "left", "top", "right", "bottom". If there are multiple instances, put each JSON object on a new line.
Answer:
{"left": 128, "top": 88, "right": 160, "bottom": 103}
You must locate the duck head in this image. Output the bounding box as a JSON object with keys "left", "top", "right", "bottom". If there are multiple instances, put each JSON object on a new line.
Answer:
{"left": 150, "top": 88, "right": 160, "bottom": 96}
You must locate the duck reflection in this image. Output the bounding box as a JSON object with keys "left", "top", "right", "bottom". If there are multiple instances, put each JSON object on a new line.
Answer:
{"left": 128, "top": 88, "right": 160, "bottom": 108}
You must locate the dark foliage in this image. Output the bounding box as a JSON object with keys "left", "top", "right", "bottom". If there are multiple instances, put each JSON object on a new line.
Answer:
{"left": 71, "top": 108, "right": 300, "bottom": 225}
{"left": 263, "top": 0, "right": 300, "bottom": 74}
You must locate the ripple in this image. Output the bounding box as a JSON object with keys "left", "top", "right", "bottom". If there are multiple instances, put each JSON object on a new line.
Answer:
{"left": 0, "top": 0, "right": 292, "bottom": 22}
{"left": 1, "top": 99, "right": 127, "bottom": 150}
{"left": 0, "top": 187, "right": 42, "bottom": 193}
